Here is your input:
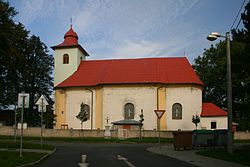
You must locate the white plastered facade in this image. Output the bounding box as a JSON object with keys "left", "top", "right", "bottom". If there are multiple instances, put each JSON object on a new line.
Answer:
{"left": 63, "top": 85, "right": 203, "bottom": 130}
{"left": 165, "top": 86, "right": 202, "bottom": 131}
{"left": 54, "top": 48, "right": 85, "bottom": 87}
{"left": 200, "top": 117, "right": 228, "bottom": 130}
{"left": 65, "top": 89, "right": 95, "bottom": 129}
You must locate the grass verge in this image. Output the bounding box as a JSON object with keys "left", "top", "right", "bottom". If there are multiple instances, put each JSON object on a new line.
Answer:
{"left": 196, "top": 145, "right": 250, "bottom": 166}
{"left": 0, "top": 135, "right": 173, "bottom": 143}
{"left": 0, "top": 151, "right": 46, "bottom": 167}
{"left": 0, "top": 140, "right": 55, "bottom": 150}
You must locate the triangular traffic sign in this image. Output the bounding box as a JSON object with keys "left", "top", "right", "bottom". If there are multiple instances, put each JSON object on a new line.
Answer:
{"left": 154, "top": 110, "right": 165, "bottom": 119}
{"left": 36, "top": 95, "right": 49, "bottom": 106}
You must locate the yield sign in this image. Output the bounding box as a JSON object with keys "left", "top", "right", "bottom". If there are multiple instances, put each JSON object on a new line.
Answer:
{"left": 36, "top": 95, "right": 49, "bottom": 112}
{"left": 154, "top": 110, "right": 165, "bottom": 119}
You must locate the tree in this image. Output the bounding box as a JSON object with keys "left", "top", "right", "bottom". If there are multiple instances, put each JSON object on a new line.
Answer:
{"left": 230, "top": 2, "right": 250, "bottom": 130}
{"left": 193, "top": 42, "right": 227, "bottom": 108}
{"left": 192, "top": 114, "right": 200, "bottom": 131}
{"left": 0, "top": 0, "right": 29, "bottom": 106}
{"left": 193, "top": 2, "right": 250, "bottom": 130}
{"left": 0, "top": 0, "right": 54, "bottom": 126}
{"left": 43, "top": 100, "right": 56, "bottom": 129}
{"left": 76, "top": 103, "right": 88, "bottom": 130}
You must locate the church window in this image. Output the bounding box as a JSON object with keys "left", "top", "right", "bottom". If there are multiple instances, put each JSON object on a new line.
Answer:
{"left": 172, "top": 103, "right": 182, "bottom": 119}
{"left": 124, "top": 103, "right": 134, "bottom": 119}
{"left": 63, "top": 54, "right": 69, "bottom": 64}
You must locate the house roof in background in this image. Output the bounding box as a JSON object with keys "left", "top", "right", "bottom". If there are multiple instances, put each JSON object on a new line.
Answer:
{"left": 201, "top": 103, "right": 228, "bottom": 117}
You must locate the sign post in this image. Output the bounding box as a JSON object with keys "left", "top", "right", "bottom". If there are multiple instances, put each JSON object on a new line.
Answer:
{"left": 14, "top": 105, "right": 17, "bottom": 142}
{"left": 18, "top": 93, "right": 30, "bottom": 157}
{"left": 139, "top": 109, "right": 144, "bottom": 142}
{"left": 154, "top": 110, "right": 165, "bottom": 147}
{"left": 36, "top": 95, "right": 49, "bottom": 146}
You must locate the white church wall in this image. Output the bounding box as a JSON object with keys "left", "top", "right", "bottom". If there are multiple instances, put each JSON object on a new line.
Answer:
{"left": 166, "top": 86, "right": 202, "bottom": 131}
{"left": 102, "top": 86, "right": 157, "bottom": 130}
{"left": 200, "top": 117, "right": 228, "bottom": 130}
{"left": 54, "top": 48, "right": 84, "bottom": 86}
{"left": 65, "top": 89, "right": 95, "bottom": 129}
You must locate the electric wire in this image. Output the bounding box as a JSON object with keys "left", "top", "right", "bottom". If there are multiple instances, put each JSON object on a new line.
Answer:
{"left": 230, "top": 0, "right": 247, "bottom": 30}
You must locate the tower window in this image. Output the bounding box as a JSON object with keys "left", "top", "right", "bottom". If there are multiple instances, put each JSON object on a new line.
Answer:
{"left": 63, "top": 54, "right": 69, "bottom": 64}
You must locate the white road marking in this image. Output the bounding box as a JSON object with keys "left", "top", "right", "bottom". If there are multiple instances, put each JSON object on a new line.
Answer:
{"left": 78, "top": 155, "right": 89, "bottom": 167}
{"left": 117, "top": 154, "right": 136, "bottom": 167}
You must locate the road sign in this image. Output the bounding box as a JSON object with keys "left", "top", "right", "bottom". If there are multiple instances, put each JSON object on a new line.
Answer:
{"left": 154, "top": 110, "right": 165, "bottom": 119}
{"left": 36, "top": 95, "right": 49, "bottom": 112}
{"left": 36, "top": 95, "right": 49, "bottom": 146}
{"left": 18, "top": 93, "right": 30, "bottom": 108}
{"left": 36, "top": 95, "right": 49, "bottom": 106}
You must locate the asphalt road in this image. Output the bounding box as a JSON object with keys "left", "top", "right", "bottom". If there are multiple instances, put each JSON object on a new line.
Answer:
{"left": 37, "top": 142, "right": 197, "bottom": 167}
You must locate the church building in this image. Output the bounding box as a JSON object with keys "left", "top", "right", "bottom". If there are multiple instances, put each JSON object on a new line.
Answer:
{"left": 52, "top": 26, "right": 228, "bottom": 131}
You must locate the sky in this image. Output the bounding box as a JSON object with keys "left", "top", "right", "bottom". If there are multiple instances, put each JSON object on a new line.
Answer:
{"left": 9, "top": 0, "right": 247, "bottom": 63}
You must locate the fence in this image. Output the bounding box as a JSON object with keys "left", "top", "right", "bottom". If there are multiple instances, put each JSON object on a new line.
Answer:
{"left": 0, "top": 126, "right": 249, "bottom": 139}
{"left": 0, "top": 126, "right": 173, "bottom": 138}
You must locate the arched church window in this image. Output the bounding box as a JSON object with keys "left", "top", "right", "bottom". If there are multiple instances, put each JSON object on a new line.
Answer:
{"left": 172, "top": 103, "right": 182, "bottom": 119}
{"left": 124, "top": 103, "right": 134, "bottom": 119}
{"left": 63, "top": 54, "right": 69, "bottom": 64}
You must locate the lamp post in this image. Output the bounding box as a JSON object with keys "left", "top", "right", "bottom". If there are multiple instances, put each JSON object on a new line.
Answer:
{"left": 207, "top": 32, "right": 233, "bottom": 154}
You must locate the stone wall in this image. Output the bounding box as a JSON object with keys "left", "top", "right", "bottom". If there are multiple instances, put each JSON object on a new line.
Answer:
{"left": 0, "top": 126, "right": 249, "bottom": 139}
{"left": 234, "top": 131, "right": 250, "bottom": 140}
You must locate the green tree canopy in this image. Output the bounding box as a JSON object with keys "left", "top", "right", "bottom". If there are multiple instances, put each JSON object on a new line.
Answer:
{"left": 0, "top": 0, "right": 54, "bottom": 126}
{"left": 193, "top": 2, "right": 250, "bottom": 130}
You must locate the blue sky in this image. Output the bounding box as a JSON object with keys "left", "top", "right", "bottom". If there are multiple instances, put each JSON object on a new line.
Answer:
{"left": 9, "top": 0, "right": 246, "bottom": 62}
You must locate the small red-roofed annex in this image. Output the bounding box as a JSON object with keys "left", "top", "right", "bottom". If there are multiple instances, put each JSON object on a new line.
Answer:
{"left": 200, "top": 103, "right": 228, "bottom": 130}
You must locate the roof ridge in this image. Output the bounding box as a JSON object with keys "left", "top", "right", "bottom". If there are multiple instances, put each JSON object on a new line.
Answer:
{"left": 84, "top": 57, "right": 187, "bottom": 62}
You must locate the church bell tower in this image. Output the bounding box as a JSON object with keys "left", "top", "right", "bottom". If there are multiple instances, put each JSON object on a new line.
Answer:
{"left": 51, "top": 26, "right": 89, "bottom": 87}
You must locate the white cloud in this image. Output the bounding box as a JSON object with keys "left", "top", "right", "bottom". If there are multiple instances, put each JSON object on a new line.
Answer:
{"left": 112, "top": 40, "right": 162, "bottom": 59}
{"left": 11, "top": 0, "right": 205, "bottom": 61}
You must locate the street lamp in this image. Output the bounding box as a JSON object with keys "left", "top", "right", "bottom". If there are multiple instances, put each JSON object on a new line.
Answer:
{"left": 207, "top": 32, "right": 233, "bottom": 154}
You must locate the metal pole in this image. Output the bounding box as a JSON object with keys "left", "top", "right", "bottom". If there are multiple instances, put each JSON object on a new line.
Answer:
{"left": 14, "top": 105, "right": 17, "bottom": 142}
{"left": 158, "top": 118, "right": 161, "bottom": 146}
{"left": 90, "top": 90, "right": 93, "bottom": 130}
{"left": 41, "top": 99, "right": 43, "bottom": 146}
{"left": 226, "top": 32, "right": 233, "bottom": 154}
{"left": 20, "top": 96, "right": 25, "bottom": 157}
{"left": 86, "top": 89, "right": 93, "bottom": 130}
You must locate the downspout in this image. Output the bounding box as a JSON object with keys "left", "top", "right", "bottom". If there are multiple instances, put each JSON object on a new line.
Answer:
{"left": 86, "top": 89, "right": 93, "bottom": 130}
{"left": 156, "top": 86, "right": 164, "bottom": 110}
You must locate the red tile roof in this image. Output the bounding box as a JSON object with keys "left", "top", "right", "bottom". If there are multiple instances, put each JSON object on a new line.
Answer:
{"left": 56, "top": 57, "right": 204, "bottom": 88}
{"left": 201, "top": 103, "right": 227, "bottom": 117}
{"left": 51, "top": 26, "right": 89, "bottom": 56}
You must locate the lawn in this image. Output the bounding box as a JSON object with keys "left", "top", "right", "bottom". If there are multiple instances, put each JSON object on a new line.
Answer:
{"left": 0, "top": 151, "right": 46, "bottom": 167}
{"left": 0, "top": 141, "right": 55, "bottom": 167}
{"left": 196, "top": 145, "right": 250, "bottom": 166}
{"left": 0, "top": 140, "right": 55, "bottom": 150}
{"left": 0, "top": 135, "right": 173, "bottom": 143}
